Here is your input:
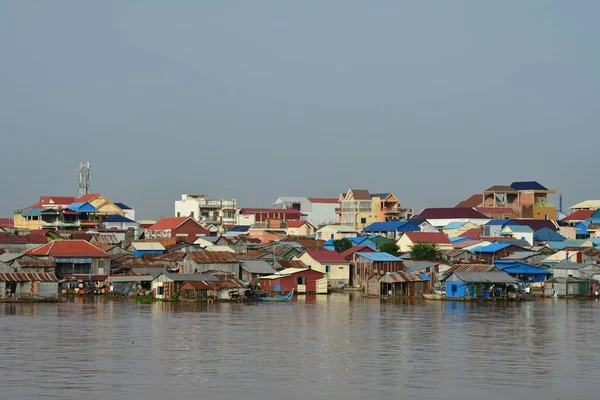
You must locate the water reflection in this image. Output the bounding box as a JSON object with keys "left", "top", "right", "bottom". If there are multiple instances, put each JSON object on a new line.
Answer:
{"left": 1, "top": 297, "right": 599, "bottom": 400}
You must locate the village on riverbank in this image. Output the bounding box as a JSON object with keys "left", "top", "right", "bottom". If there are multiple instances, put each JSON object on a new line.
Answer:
{"left": 1, "top": 180, "right": 600, "bottom": 303}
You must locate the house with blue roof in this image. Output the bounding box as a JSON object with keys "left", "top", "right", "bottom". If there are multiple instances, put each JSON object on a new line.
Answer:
{"left": 533, "top": 228, "right": 566, "bottom": 243}
{"left": 500, "top": 225, "right": 534, "bottom": 245}
{"left": 482, "top": 219, "right": 518, "bottom": 237}
{"left": 362, "top": 220, "right": 420, "bottom": 240}
{"left": 493, "top": 260, "right": 551, "bottom": 283}
{"left": 100, "top": 214, "right": 141, "bottom": 239}
{"left": 114, "top": 202, "right": 135, "bottom": 220}
{"left": 469, "top": 243, "right": 526, "bottom": 263}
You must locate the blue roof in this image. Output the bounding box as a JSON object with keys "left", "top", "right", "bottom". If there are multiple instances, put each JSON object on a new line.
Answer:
{"left": 485, "top": 219, "right": 517, "bottom": 226}
{"left": 21, "top": 208, "right": 43, "bottom": 217}
{"left": 494, "top": 260, "right": 552, "bottom": 275}
{"left": 230, "top": 225, "right": 251, "bottom": 232}
{"left": 442, "top": 222, "right": 467, "bottom": 230}
{"left": 363, "top": 221, "right": 419, "bottom": 233}
{"left": 533, "top": 228, "right": 566, "bottom": 242}
{"left": 545, "top": 240, "right": 587, "bottom": 250}
{"left": 588, "top": 238, "right": 600, "bottom": 246}
{"left": 114, "top": 202, "right": 132, "bottom": 210}
{"left": 420, "top": 273, "right": 431, "bottom": 281}
{"left": 102, "top": 214, "right": 136, "bottom": 223}
{"left": 451, "top": 237, "right": 471, "bottom": 244}
{"left": 470, "top": 243, "right": 511, "bottom": 253}
{"left": 503, "top": 225, "right": 533, "bottom": 233}
{"left": 355, "top": 252, "right": 402, "bottom": 262}
{"left": 510, "top": 181, "right": 549, "bottom": 191}
{"left": 588, "top": 209, "right": 600, "bottom": 223}
{"left": 67, "top": 202, "right": 99, "bottom": 213}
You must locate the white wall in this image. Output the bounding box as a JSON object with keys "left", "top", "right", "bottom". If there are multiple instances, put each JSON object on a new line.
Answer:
{"left": 306, "top": 202, "right": 339, "bottom": 228}
{"left": 425, "top": 218, "right": 490, "bottom": 228}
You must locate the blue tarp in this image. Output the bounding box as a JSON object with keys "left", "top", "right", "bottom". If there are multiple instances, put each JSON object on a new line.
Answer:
{"left": 420, "top": 273, "right": 431, "bottom": 281}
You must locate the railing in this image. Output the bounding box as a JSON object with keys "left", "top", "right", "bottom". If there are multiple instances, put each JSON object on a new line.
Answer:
{"left": 534, "top": 203, "right": 556, "bottom": 208}
{"left": 40, "top": 220, "right": 81, "bottom": 228}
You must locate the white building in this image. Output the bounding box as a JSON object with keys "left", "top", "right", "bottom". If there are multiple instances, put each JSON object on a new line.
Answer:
{"left": 175, "top": 194, "right": 237, "bottom": 232}
{"left": 273, "top": 197, "right": 339, "bottom": 228}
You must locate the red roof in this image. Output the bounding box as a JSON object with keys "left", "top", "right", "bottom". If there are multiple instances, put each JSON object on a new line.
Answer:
{"left": 562, "top": 209, "right": 594, "bottom": 222}
{"left": 0, "top": 234, "right": 48, "bottom": 244}
{"left": 0, "top": 218, "right": 14, "bottom": 228}
{"left": 405, "top": 232, "right": 451, "bottom": 245}
{"left": 415, "top": 208, "right": 489, "bottom": 220}
{"left": 75, "top": 193, "right": 100, "bottom": 203}
{"left": 455, "top": 194, "right": 483, "bottom": 208}
{"left": 458, "top": 228, "right": 482, "bottom": 239}
{"left": 340, "top": 246, "right": 376, "bottom": 260}
{"left": 25, "top": 240, "right": 109, "bottom": 257}
{"left": 307, "top": 198, "right": 339, "bottom": 204}
{"left": 304, "top": 250, "right": 349, "bottom": 264}
{"left": 148, "top": 217, "right": 193, "bottom": 230}
{"left": 286, "top": 220, "right": 314, "bottom": 229}
{"left": 40, "top": 196, "right": 77, "bottom": 205}
{"left": 23, "top": 202, "right": 43, "bottom": 210}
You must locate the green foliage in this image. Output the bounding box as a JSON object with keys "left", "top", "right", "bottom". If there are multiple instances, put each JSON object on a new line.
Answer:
{"left": 379, "top": 242, "right": 400, "bottom": 256}
{"left": 333, "top": 238, "right": 353, "bottom": 253}
{"left": 409, "top": 242, "right": 440, "bottom": 261}
{"left": 131, "top": 294, "right": 159, "bottom": 303}
{"left": 172, "top": 291, "right": 180, "bottom": 301}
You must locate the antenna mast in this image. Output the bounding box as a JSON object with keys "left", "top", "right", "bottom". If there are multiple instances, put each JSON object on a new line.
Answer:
{"left": 78, "top": 161, "right": 91, "bottom": 197}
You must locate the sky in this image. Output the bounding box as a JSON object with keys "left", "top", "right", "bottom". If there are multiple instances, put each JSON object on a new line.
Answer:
{"left": 1, "top": 1, "right": 599, "bottom": 220}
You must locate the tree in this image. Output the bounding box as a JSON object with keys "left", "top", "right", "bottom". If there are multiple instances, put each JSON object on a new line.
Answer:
{"left": 379, "top": 242, "right": 400, "bottom": 257}
{"left": 409, "top": 242, "right": 440, "bottom": 261}
{"left": 333, "top": 238, "right": 353, "bottom": 253}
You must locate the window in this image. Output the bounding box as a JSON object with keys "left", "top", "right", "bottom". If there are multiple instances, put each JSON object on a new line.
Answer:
{"left": 156, "top": 286, "right": 164, "bottom": 295}
{"left": 356, "top": 267, "right": 360, "bottom": 276}
{"left": 361, "top": 218, "right": 367, "bottom": 224}
{"left": 177, "top": 212, "right": 180, "bottom": 217}
{"left": 190, "top": 211, "right": 194, "bottom": 219}
{"left": 326, "top": 266, "right": 331, "bottom": 273}
{"left": 544, "top": 214, "right": 548, "bottom": 220}
{"left": 451, "top": 284, "right": 457, "bottom": 295}
{"left": 296, "top": 276, "right": 305, "bottom": 285}
{"left": 339, "top": 266, "right": 344, "bottom": 270}
{"left": 330, "top": 234, "right": 334, "bottom": 239}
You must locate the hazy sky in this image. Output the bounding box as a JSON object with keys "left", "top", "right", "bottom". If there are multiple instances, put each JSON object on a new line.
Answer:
{"left": 1, "top": 1, "right": 599, "bottom": 219}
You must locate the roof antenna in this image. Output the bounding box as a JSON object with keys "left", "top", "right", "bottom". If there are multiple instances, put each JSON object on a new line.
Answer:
{"left": 78, "top": 161, "right": 91, "bottom": 197}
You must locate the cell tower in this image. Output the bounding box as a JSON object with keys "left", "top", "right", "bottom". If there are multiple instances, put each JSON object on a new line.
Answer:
{"left": 78, "top": 161, "right": 91, "bottom": 197}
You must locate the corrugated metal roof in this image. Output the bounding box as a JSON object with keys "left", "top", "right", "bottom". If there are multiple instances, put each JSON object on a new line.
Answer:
{"left": 445, "top": 271, "right": 518, "bottom": 283}
{"left": 26, "top": 240, "right": 109, "bottom": 257}
{"left": 241, "top": 260, "right": 276, "bottom": 274}
{"left": 469, "top": 243, "right": 511, "bottom": 253}
{"left": 276, "top": 260, "right": 307, "bottom": 269}
{"left": 533, "top": 228, "right": 566, "bottom": 242}
{"left": 304, "top": 250, "right": 349, "bottom": 264}
{"left": 67, "top": 202, "right": 99, "bottom": 213}
{"left": 355, "top": 252, "right": 402, "bottom": 262}
{"left": 444, "top": 264, "right": 495, "bottom": 274}
{"left": 261, "top": 267, "right": 314, "bottom": 279}
{"left": 503, "top": 225, "right": 533, "bottom": 233}
{"left": 131, "top": 242, "right": 166, "bottom": 251}
{"left": 15, "top": 255, "right": 56, "bottom": 267}
{"left": 442, "top": 222, "right": 468, "bottom": 230}
{"left": 501, "top": 251, "right": 539, "bottom": 260}
{"left": 0, "top": 273, "right": 58, "bottom": 282}
{"left": 510, "top": 181, "right": 549, "bottom": 191}
{"left": 187, "top": 251, "right": 240, "bottom": 263}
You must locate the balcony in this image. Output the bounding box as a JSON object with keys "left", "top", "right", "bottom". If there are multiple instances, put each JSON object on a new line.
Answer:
{"left": 40, "top": 220, "right": 81, "bottom": 228}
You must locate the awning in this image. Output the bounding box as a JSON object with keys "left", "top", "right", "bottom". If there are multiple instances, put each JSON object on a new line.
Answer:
{"left": 420, "top": 273, "right": 431, "bottom": 281}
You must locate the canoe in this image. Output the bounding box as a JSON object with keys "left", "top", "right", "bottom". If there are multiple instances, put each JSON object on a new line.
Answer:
{"left": 247, "top": 289, "right": 294, "bottom": 302}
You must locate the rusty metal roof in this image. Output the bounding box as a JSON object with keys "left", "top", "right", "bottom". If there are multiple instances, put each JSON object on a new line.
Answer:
{"left": 0, "top": 273, "right": 58, "bottom": 282}
{"left": 16, "top": 255, "right": 56, "bottom": 267}
{"left": 444, "top": 264, "right": 495, "bottom": 274}
{"left": 187, "top": 251, "right": 240, "bottom": 263}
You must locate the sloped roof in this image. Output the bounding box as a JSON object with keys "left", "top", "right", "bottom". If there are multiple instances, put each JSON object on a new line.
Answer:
{"left": 0, "top": 273, "right": 58, "bottom": 282}
{"left": 561, "top": 210, "right": 594, "bottom": 222}
{"left": 444, "top": 264, "right": 495, "bottom": 274}
{"left": 40, "top": 196, "right": 77, "bottom": 205}
{"left": 444, "top": 271, "right": 518, "bottom": 284}
{"left": 103, "top": 214, "right": 136, "bottom": 223}
{"left": 454, "top": 239, "right": 485, "bottom": 249}
{"left": 355, "top": 252, "right": 402, "bottom": 262}
{"left": 485, "top": 219, "right": 517, "bottom": 226}
{"left": 569, "top": 200, "right": 600, "bottom": 210}
{"left": 148, "top": 217, "right": 191, "bottom": 230}
{"left": 304, "top": 250, "right": 349, "bottom": 264}
{"left": 469, "top": 243, "right": 511, "bottom": 253}
{"left": 494, "top": 260, "right": 551, "bottom": 275}
{"left": 0, "top": 218, "right": 14, "bottom": 228}
{"left": 286, "top": 220, "right": 315, "bottom": 229}
{"left": 364, "top": 221, "right": 420, "bottom": 233}
{"left": 67, "top": 202, "right": 99, "bottom": 213}
{"left": 348, "top": 189, "right": 371, "bottom": 200}
{"left": 513, "top": 219, "right": 558, "bottom": 232}
{"left": 442, "top": 222, "right": 468, "bottom": 230}
{"left": 241, "top": 260, "right": 276, "bottom": 274}
{"left": 340, "top": 246, "right": 375, "bottom": 259}
{"left": 0, "top": 234, "right": 48, "bottom": 244}
{"left": 510, "top": 181, "right": 549, "bottom": 191}
{"left": 114, "top": 202, "right": 132, "bottom": 210}
{"left": 186, "top": 251, "right": 240, "bottom": 263}
{"left": 414, "top": 208, "right": 489, "bottom": 220}
{"left": 533, "top": 228, "right": 566, "bottom": 242}
{"left": 276, "top": 259, "right": 308, "bottom": 269}
{"left": 404, "top": 232, "right": 451, "bottom": 245}
{"left": 75, "top": 193, "right": 100, "bottom": 203}
{"left": 14, "top": 255, "right": 56, "bottom": 268}
{"left": 26, "top": 240, "right": 109, "bottom": 257}
{"left": 503, "top": 225, "right": 533, "bottom": 233}
{"left": 483, "top": 185, "right": 519, "bottom": 193}
{"left": 458, "top": 228, "right": 482, "bottom": 239}
{"left": 130, "top": 242, "right": 166, "bottom": 251}
{"left": 455, "top": 194, "right": 483, "bottom": 208}
{"left": 476, "top": 207, "right": 515, "bottom": 214}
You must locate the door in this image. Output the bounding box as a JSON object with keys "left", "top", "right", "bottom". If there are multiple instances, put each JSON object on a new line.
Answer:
{"left": 275, "top": 284, "right": 281, "bottom": 291}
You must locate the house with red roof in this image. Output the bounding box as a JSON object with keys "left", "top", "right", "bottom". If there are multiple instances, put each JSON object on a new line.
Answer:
{"left": 145, "top": 217, "right": 214, "bottom": 243}
{"left": 396, "top": 232, "right": 453, "bottom": 252}
{"left": 26, "top": 240, "right": 111, "bottom": 282}
{"left": 285, "top": 220, "right": 316, "bottom": 237}
{"left": 296, "top": 250, "right": 351, "bottom": 289}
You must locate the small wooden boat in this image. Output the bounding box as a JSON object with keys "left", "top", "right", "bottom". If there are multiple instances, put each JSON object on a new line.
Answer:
{"left": 247, "top": 289, "right": 294, "bottom": 302}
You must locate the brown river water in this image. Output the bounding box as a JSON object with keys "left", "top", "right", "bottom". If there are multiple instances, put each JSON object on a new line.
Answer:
{"left": 1, "top": 294, "right": 599, "bottom": 400}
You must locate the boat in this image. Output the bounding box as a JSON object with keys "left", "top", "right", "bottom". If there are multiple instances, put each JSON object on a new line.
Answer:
{"left": 247, "top": 289, "right": 294, "bottom": 302}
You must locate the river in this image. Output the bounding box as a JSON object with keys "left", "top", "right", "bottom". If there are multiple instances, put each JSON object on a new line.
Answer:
{"left": 1, "top": 294, "right": 599, "bottom": 400}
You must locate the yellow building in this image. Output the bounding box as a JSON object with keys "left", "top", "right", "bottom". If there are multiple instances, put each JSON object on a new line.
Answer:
{"left": 441, "top": 221, "right": 478, "bottom": 238}
{"left": 337, "top": 189, "right": 411, "bottom": 231}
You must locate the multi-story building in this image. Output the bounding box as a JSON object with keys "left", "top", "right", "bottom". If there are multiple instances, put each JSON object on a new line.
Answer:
{"left": 336, "top": 189, "right": 412, "bottom": 230}
{"left": 456, "top": 181, "right": 557, "bottom": 220}
{"left": 272, "top": 197, "right": 339, "bottom": 228}
{"left": 175, "top": 194, "right": 237, "bottom": 232}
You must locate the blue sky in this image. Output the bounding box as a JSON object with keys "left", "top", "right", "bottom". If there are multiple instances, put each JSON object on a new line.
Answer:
{"left": 1, "top": 1, "right": 599, "bottom": 219}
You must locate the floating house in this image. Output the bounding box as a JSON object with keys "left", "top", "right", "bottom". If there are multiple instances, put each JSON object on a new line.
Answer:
{"left": 493, "top": 260, "right": 551, "bottom": 283}
{"left": 442, "top": 271, "right": 518, "bottom": 299}
{"left": 259, "top": 268, "right": 327, "bottom": 294}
